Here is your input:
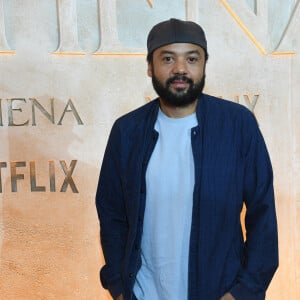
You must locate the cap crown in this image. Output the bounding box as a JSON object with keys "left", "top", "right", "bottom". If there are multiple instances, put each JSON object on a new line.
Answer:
{"left": 147, "top": 18, "right": 207, "bottom": 55}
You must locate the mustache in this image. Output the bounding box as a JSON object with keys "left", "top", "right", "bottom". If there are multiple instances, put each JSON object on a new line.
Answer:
{"left": 166, "top": 75, "right": 193, "bottom": 86}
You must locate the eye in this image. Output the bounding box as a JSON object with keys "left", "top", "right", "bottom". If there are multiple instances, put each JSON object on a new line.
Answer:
{"left": 162, "top": 56, "right": 174, "bottom": 63}
{"left": 187, "top": 56, "right": 199, "bottom": 63}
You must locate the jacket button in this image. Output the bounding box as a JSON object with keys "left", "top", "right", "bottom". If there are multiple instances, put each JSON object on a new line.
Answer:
{"left": 129, "top": 273, "right": 134, "bottom": 278}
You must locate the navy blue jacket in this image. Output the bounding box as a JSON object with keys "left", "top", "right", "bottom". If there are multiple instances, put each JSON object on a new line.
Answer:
{"left": 96, "top": 94, "right": 278, "bottom": 300}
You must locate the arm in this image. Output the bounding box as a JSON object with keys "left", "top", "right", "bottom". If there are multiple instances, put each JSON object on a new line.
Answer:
{"left": 230, "top": 115, "right": 278, "bottom": 300}
{"left": 96, "top": 122, "right": 128, "bottom": 299}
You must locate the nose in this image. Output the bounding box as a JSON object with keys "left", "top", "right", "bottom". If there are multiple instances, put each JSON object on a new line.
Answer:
{"left": 172, "top": 59, "right": 187, "bottom": 75}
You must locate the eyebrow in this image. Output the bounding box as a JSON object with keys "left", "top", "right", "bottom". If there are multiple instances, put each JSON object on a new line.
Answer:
{"left": 158, "top": 50, "right": 202, "bottom": 56}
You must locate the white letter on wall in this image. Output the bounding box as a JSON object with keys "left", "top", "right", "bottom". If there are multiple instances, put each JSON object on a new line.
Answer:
{"left": 94, "top": 0, "right": 125, "bottom": 54}
{"left": 0, "top": 0, "right": 14, "bottom": 53}
{"left": 186, "top": 0, "right": 199, "bottom": 22}
{"left": 54, "top": 0, "right": 84, "bottom": 55}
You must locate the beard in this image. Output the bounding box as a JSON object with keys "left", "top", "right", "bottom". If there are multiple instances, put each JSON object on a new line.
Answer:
{"left": 152, "top": 73, "right": 205, "bottom": 108}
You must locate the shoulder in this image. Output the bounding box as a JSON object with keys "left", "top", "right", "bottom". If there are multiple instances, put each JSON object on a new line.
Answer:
{"left": 116, "top": 99, "right": 158, "bottom": 126}
{"left": 201, "top": 93, "right": 257, "bottom": 125}
{"left": 201, "top": 94, "right": 265, "bottom": 155}
{"left": 109, "top": 99, "right": 159, "bottom": 140}
{"left": 203, "top": 94, "right": 252, "bottom": 115}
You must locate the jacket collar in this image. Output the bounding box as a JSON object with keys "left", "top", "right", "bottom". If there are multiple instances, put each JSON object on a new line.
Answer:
{"left": 149, "top": 93, "right": 207, "bottom": 129}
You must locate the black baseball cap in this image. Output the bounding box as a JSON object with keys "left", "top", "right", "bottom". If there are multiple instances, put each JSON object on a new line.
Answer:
{"left": 147, "top": 18, "right": 207, "bottom": 56}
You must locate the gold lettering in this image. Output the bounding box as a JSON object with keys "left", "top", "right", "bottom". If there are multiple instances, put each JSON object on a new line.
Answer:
{"left": 0, "top": 161, "right": 7, "bottom": 193}
{"left": 59, "top": 160, "right": 78, "bottom": 193}
{"left": 218, "top": 94, "right": 259, "bottom": 112}
{"left": 0, "top": 98, "right": 2, "bottom": 125}
{"left": 234, "top": 95, "right": 240, "bottom": 103}
{"left": 30, "top": 98, "right": 55, "bottom": 125}
{"left": 57, "top": 99, "right": 84, "bottom": 125}
{"left": 7, "top": 98, "right": 29, "bottom": 126}
{"left": 0, "top": 160, "right": 80, "bottom": 193}
{"left": 30, "top": 161, "right": 46, "bottom": 192}
{"left": 10, "top": 161, "right": 26, "bottom": 192}
{"left": 147, "top": 0, "right": 154, "bottom": 8}
{"left": 0, "top": 98, "right": 83, "bottom": 126}
{"left": 49, "top": 160, "right": 56, "bottom": 192}
{"left": 243, "top": 94, "right": 259, "bottom": 112}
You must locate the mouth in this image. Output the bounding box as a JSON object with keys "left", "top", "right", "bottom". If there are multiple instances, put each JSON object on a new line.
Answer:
{"left": 170, "top": 80, "right": 190, "bottom": 89}
{"left": 168, "top": 76, "right": 193, "bottom": 90}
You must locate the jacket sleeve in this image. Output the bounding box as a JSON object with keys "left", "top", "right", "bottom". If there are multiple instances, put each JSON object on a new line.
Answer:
{"left": 230, "top": 114, "right": 278, "bottom": 300}
{"left": 95, "top": 121, "right": 128, "bottom": 299}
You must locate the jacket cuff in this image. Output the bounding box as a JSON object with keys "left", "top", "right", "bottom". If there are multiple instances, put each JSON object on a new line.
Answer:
{"left": 230, "top": 283, "right": 264, "bottom": 300}
{"left": 107, "top": 279, "right": 123, "bottom": 299}
{"left": 100, "top": 267, "right": 123, "bottom": 299}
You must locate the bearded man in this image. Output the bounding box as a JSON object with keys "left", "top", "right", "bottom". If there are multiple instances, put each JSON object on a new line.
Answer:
{"left": 96, "top": 18, "right": 278, "bottom": 300}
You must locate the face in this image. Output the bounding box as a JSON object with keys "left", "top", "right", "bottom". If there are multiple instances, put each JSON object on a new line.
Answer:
{"left": 148, "top": 43, "right": 206, "bottom": 108}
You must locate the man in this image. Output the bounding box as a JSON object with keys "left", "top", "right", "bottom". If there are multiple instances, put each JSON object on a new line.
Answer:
{"left": 96, "top": 18, "right": 278, "bottom": 300}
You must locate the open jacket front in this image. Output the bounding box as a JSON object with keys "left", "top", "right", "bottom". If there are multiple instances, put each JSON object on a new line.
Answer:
{"left": 96, "top": 94, "right": 278, "bottom": 300}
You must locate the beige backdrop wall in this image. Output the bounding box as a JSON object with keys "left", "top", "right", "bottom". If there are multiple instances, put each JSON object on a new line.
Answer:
{"left": 0, "top": 0, "right": 299, "bottom": 299}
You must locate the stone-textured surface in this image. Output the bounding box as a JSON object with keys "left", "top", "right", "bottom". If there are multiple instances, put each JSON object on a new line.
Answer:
{"left": 0, "top": 1, "right": 299, "bottom": 299}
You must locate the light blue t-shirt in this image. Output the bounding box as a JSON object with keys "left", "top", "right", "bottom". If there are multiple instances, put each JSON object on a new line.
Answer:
{"left": 133, "top": 108, "right": 198, "bottom": 300}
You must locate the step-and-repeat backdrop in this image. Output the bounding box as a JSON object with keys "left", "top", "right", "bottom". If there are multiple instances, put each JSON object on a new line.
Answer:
{"left": 0, "top": 0, "right": 299, "bottom": 299}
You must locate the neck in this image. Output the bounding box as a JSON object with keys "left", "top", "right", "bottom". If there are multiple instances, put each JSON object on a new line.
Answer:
{"left": 159, "top": 99, "right": 198, "bottom": 118}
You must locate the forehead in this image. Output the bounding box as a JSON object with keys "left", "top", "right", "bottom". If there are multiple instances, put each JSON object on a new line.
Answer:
{"left": 153, "top": 43, "right": 205, "bottom": 56}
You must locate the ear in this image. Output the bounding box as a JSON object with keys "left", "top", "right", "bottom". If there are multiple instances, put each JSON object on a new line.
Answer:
{"left": 147, "top": 62, "right": 153, "bottom": 77}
